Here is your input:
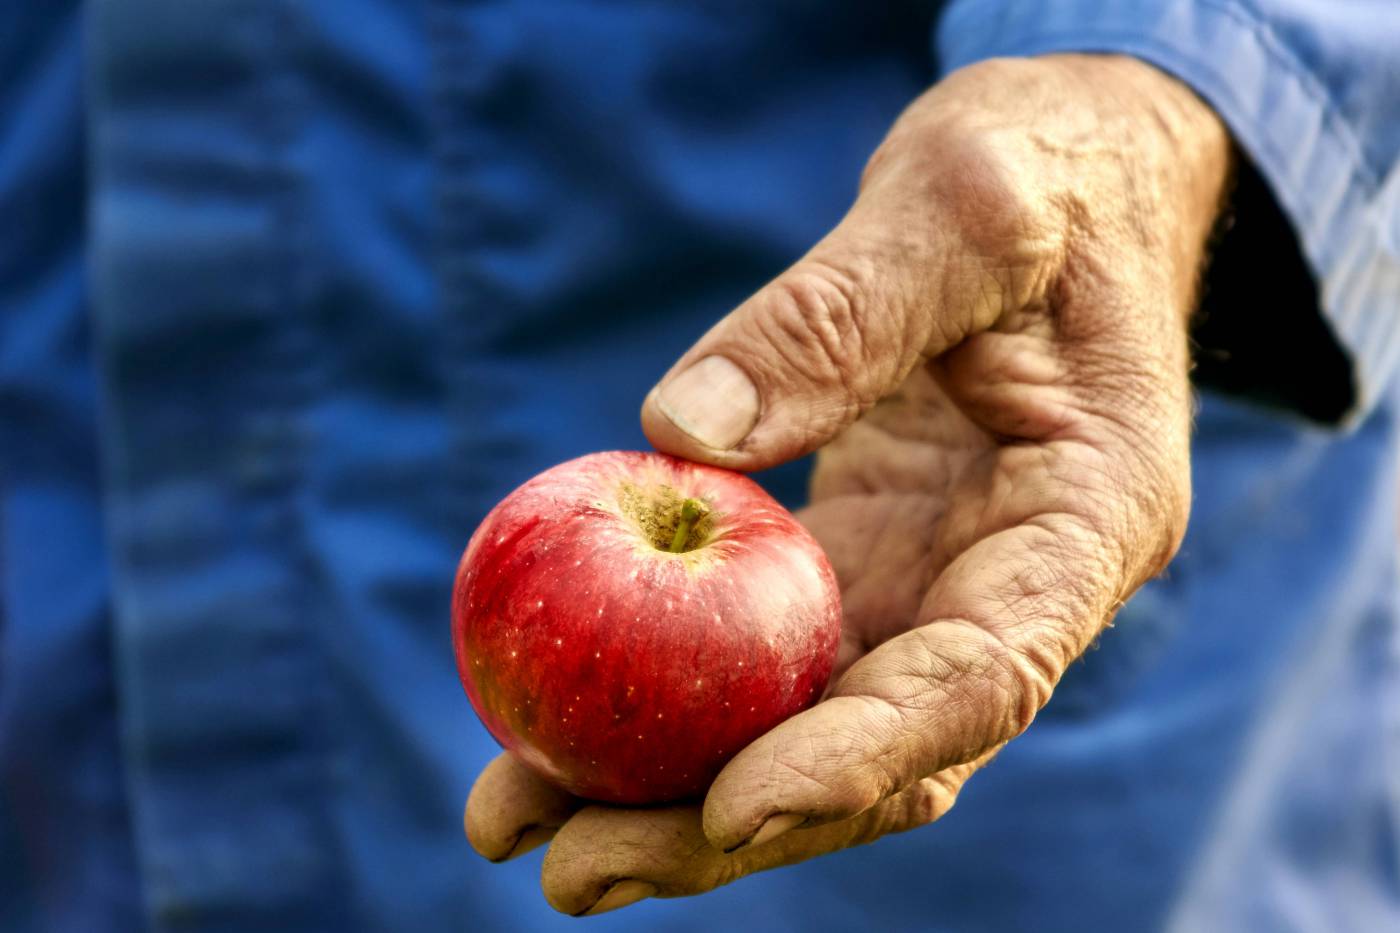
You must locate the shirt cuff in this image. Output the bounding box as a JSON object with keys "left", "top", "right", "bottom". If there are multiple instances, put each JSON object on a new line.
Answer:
{"left": 935, "top": 0, "right": 1400, "bottom": 425}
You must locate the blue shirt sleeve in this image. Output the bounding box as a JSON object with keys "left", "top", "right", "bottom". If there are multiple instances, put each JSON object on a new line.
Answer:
{"left": 935, "top": 0, "right": 1400, "bottom": 424}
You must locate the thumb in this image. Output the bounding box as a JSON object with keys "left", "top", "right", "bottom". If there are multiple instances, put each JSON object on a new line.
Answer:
{"left": 640, "top": 166, "right": 1036, "bottom": 470}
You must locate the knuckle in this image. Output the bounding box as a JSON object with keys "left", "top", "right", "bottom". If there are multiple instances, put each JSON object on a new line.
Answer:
{"left": 864, "top": 99, "right": 1061, "bottom": 329}
{"left": 958, "top": 619, "right": 1048, "bottom": 736}
{"left": 915, "top": 130, "right": 1056, "bottom": 309}
{"left": 757, "top": 261, "right": 875, "bottom": 397}
{"left": 887, "top": 105, "right": 1042, "bottom": 238}
{"left": 924, "top": 618, "right": 1060, "bottom": 743}
{"left": 901, "top": 775, "right": 960, "bottom": 828}
{"left": 849, "top": 777, "right": 954, "bottom": 846}
{"left": 988, "top": 633, "right": 1057, "bottom": 738}
{"left": 883, "top": 621, "right": 1053, "bottom": 752}
{"left": 1003, "top": 534, "right": 1105, "bottom": 653}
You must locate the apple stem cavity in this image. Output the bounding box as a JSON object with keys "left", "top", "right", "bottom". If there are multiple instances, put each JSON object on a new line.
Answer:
{"left": 668, "top": 498, "right": 710, "bottom": 553}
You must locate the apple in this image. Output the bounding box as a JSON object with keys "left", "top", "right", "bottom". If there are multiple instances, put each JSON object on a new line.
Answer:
{"left": 453, "top": 450, "right": 841, "bottom": 804}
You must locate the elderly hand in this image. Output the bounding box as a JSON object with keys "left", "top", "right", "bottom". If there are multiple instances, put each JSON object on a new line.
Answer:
{"left": 465, "top": 53, "right": 1230, "bottom": 916}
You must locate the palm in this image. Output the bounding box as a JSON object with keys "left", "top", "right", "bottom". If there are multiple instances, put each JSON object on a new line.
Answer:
{"left": 800, "top": 360, "right": 1014, "bottom": 685}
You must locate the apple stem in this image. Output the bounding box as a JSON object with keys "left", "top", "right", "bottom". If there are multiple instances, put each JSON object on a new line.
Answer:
{"left": 668, "top": 498, "right": 709, "bottom": 553}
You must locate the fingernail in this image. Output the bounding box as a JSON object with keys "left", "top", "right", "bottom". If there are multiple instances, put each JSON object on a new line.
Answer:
{"left": 728, "top": 812, "right": 806, "bottom": 853}
{"left": 656, "top": 355, "right": 759, "bottom": 450}
{"left": 581, "top": 880, "right": 657, "bottom": 916}
{"left": 501, "top": 826, "right": 556, "bottom": 861}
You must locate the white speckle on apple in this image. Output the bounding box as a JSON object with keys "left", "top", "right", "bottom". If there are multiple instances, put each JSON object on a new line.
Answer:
{"left": 596, "top": 607, "right": 603, "bottom": 616}
{"left": 536, "top": 599, "right": 543, "bottom": 609}
{"left": 509, "top": 650, "right": 517, "bottom": 658}
{"left": 594, "top": 651, "right": 601, "bottom": 659}
{"left": 554, "top": 638, "right": 563, "bottom": 646}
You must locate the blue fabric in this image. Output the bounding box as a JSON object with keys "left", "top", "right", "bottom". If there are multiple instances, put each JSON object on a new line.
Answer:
{"left": 1, "top": 1, "right": 1397, "bottom": 931}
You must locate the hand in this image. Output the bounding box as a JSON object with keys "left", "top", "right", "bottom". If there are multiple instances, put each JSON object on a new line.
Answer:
{"left": 465, "top": 54, "right": 1230, "bottom": 915}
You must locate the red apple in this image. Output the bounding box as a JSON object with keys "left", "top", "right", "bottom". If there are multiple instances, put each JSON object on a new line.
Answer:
{"left": 453, "top": 450, "right": 841, "bottom": 804}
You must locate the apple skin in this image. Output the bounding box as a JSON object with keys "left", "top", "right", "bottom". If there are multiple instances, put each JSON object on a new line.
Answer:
{"left": 453, "top": 450, "right": 841, "bottom": 804}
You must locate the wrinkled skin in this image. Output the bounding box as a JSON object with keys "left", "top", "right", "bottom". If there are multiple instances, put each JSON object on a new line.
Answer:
{"left": 465, "top": 54, "right": 1232, "bottom": 916}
